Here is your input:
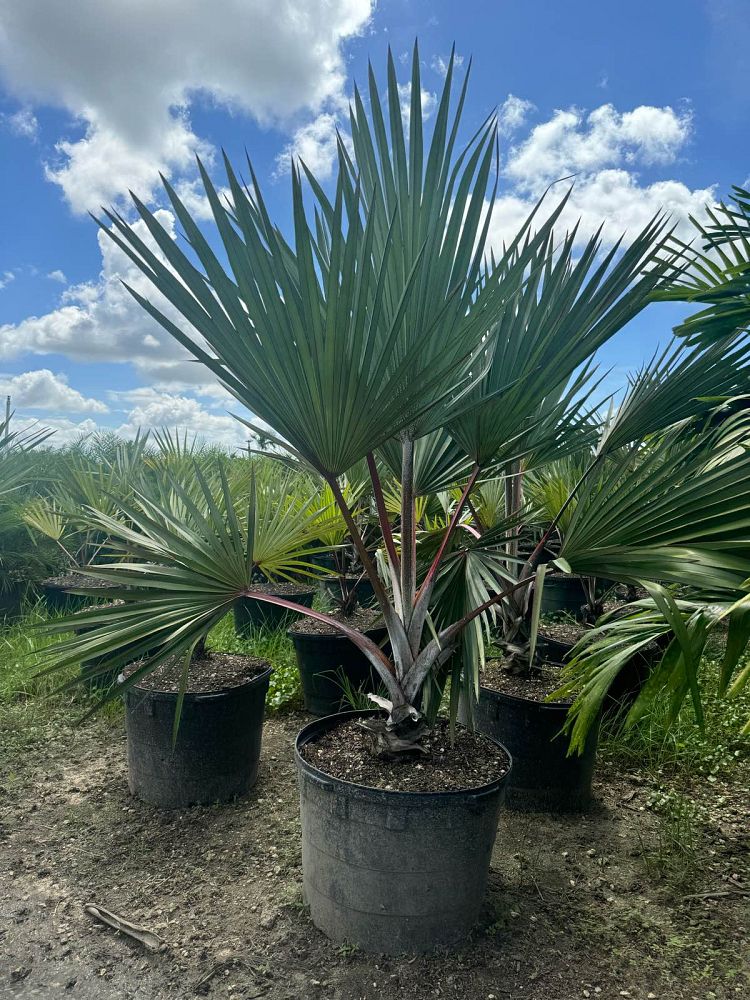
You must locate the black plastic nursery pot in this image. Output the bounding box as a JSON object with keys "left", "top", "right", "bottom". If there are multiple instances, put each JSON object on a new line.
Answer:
{"left": 124, "top": 663, "right": 273, "bottom": 809}
{"left": 308, "top": 550, "right": 338, "bottom": 573}
{"left": 0, "top": 582, "right": 25, "bottom": 620}
{"left": 288, "top": 625, "right": 387, "bottom": 715}
{"left": 536, "top": 627, "right": 655, "bottom": 715}
{"left": 466, "top": 685, "right": 599, "bottom": 812}
{"left": 41, "top": 573, "right": 110, "bottom": 615}
{"left": 539, "top": 574, "right": 586, "bottom": 616}
{"left": 321, "top": 575, "right": 376, "bottom": 607}
{"left": 537, "top": 575, "right": 616, "bottom": 618}
{"left": 535, "top": 629, "right": 579, "bottom": 665}
{"left": 41, "top": 580, "right": 89, "bottom": 615}
{"left": 233, "top": 587, "right": 315, "bottom": 634}
{"left": 295, "top": 710, "right": 512, "bottom": 954}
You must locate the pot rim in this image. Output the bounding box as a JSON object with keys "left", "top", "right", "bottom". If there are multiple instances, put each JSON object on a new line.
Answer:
{"left": 295, "top": 708, "right": 512, "bottom": 802}
{"left": 478, "top": 681, "right": 572, "bottom": 714}
{"left": 237, "top": 586, "right": 316, "bottom": 599}
{"left": 286, "top": 622, "right": 386, "bottom": 641}
{"left": 121, "top": 660, "right": 273, "bottom": 703}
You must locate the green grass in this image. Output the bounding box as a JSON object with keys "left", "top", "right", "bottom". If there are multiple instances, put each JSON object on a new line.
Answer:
{"left": 0, "top": 603, "right": 306, "bottom": 766}
{"left": 600, "top": 654, "right": 750, "bottom": 783}
{"left": 0, "top": 603, "right": 122, "bottom": 761}
{"left": 599, "top": 654, "right": 750, "bottom": 888}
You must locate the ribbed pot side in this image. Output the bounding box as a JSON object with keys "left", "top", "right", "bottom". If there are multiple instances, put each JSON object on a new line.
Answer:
{"left": 125, "top": 665, "right": 272, "bottom": 809}
{"left": 295, "top": 710, "right": 512, "bottom": 954}
{"left": 464, "top": 685, "right": 600, "bottom": 812}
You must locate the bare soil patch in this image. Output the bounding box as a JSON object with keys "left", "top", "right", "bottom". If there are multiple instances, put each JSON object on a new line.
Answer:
{"left": 0, "top": 713, "right": 748, "bottom": 999}
{"left": 288, "top": 607, "right": 383, "bottom": 637}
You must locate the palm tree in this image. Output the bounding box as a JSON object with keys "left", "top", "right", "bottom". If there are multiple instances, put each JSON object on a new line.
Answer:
{"left": 42, "top": 47, "right": 750, "bottom": 751}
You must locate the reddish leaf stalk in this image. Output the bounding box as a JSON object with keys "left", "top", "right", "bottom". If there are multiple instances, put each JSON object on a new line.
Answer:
{"left": 414, "top": 463, "right": 481, "bottom": 605}
{"left": 325, "top": 475, "right": 394, "bottom": 616}
{"left": 366, "top": 452, "right": 400, "bottom": 576}
{"left": 243, "top": 589, "right": 397, "bottom": 679}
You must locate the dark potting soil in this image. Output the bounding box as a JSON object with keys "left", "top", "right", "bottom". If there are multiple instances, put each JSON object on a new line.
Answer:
{"left": 74, "top": 599, "right": 125, "bottom": 615}
{"left": 249, "top": 581, "right": 315, "bottom": 596}
{"left": 299, "top": 718, "right": 510, "bottom": 792}
{"left": 480, "top": 658, "right": 571, "bottom": 705}
{"left": 538, "top": 620, "right": 589, "bottom": 645}
{"left": 42, "top": 572, "right": 110, "bottom": 590}
{"left": 289, "top": 606, "right": 383, "bottom": 637}
{"left": 123, "top": 653, "right": 269, "bottom": 695}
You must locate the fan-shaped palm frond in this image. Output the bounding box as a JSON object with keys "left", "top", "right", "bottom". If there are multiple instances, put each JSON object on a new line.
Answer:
{"left": 655, "top": 184, "right": 750, "bottom": 345}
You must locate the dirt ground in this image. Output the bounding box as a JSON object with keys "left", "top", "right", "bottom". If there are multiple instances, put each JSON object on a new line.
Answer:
{"left": 1, "top": 713, "right": 748, "bottom": 1000}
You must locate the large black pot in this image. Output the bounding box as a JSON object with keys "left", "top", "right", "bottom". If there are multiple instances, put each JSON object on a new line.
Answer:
{"left": 535, "top": 629, "right": 581, "bottom": 665}
{"left": 465, "top": 685, "right": 599, "bottom": 812}
{"left": 234, "top": 587, "right": 315, "bottom": 634}
{"left": 288, "top": 625, "right": 387, "bottom": 715}
{"left": 124, "top": 663, "right": 272, "bottom": 808}
{"left": 537, "top": 575, "right": 616, "bottom": 618}
{"left": 295, "top": 710, "right": 511, "bottom": 954}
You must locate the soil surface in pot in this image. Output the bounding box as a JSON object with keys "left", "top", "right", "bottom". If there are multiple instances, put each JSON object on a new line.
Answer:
{"left": 42, "top": 572, "right": 109, "bottom": 590}
{"left": 480, "top": 658, "right": 571, "bottom": 704}
{"left": 299, "top": 718, "right": 510, "bottom": 792}
{"left": 289, "top": 606, "right": 383, "bottom": 636}
{"left": 538, "top": 619, "right": 589, "bottom": 645}
{"left": 122, "top": 652, "right": 269, "bottom": 695}
{"left": 248, "top": 581, "right": 314, "bottom": 596}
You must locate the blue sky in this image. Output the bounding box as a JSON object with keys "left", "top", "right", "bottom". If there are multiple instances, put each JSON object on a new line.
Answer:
{"left": 0, "top": 0, "right": 747, "bottom": 448}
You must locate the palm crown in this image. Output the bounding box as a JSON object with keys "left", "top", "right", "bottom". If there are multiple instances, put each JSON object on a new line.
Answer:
{"left": 43, "top": 45, "right": 750, "bottom": 747}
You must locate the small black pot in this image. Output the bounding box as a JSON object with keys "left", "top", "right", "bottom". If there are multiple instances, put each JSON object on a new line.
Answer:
{"left": 536, "top": 628, "right": 654, "bottom": 716}
{"left": 539, "top": 575, "right": 586, "bottom": 616}
{"left": 124, "top": 664, "right": 272, "bottom": 808}
{"left": 288, "top": 625, "right": 386, "bottom": 715}
{"left": 0, "top": 582, "right": 25, "bottom": 621}
{"left": 465, "top": 684, "right": 599, "bottom": 812}
{"left": 41, "top": 581, "right": 89, "bottom": 615}
{"left": 321, "top": 575, "right": 376, "bottom": 608}
{"left": 535, "top": 630, "right": 580, "bottom": 665}
{"left": 308, "top": 551, "right": 338, "bottom": 573}
{"left": 234, "top": 587, "right": 315, "bottom": 634}
{"left": 295, "top": 710, "right": 511, "bottom": 954}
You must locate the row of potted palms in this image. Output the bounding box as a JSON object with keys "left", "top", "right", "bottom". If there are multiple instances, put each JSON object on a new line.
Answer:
{"left": 36, "top": 46, "right": 750, "bottom": 955}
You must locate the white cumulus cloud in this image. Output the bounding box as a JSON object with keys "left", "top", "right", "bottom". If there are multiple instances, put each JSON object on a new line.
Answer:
{"left": 275, "top": 112, "right": 350, "bottom": 180}
{"left": 0, "top": 369, "right": 108, "bottom": 413}
{"left": 3, "top": 106, "right": 38, "bottom": 139}
{"left": 114, "top": 389, "right": 249, "bottom": 450}
{"left": 0, "top": 210, "right": 204, "bottom": 382}
{"left": 506, "top": 103, "right": 693, "bottom": 191}
{"left": 0, "top": 0, "right": 373, "bottom": 212}
{"left": 498, "top": 95, "right": 535, "bottom": 137}
{"left": 430, "top": 53, "right": 464, "bottom": 78}
{"left": 487, "top": 99, "right": 712, "bottom": 252}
